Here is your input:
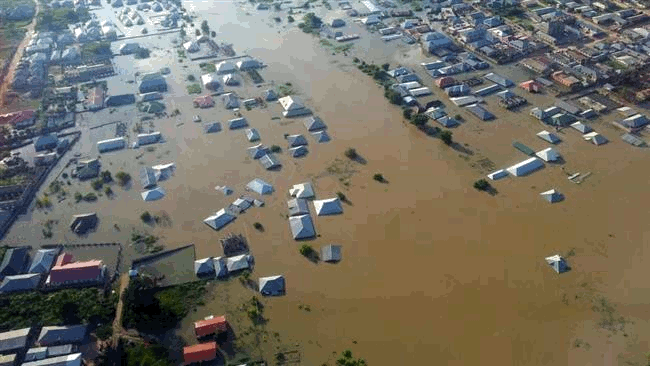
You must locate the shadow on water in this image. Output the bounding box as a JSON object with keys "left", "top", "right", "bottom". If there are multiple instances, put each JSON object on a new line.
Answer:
{"left": 450, "top": 142, "right": 474, "bottom": 156}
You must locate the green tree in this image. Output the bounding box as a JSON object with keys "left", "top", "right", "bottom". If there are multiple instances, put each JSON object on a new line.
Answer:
{"left": 473, "top": 179, "right": 490, "bottom": 191}
{"left": 440, "top": 130, "right": 453, "bottom": 145}
{"left": 180, "top": 27, "right": 186, "bottom": 39}
{"left": 200, "top": 20, "right": 210, "bottom": 34}
{"left": 410, "top": 114, "right": 428, "bottom": 126}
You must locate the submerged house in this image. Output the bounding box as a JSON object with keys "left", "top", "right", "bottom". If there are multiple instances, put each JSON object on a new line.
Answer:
{"left": 258, "top": 275, "right": 285, "bottom": 296}
{"left": 289, "top": 214, "right": 315, "bottom": 240}
{"left": 506, "top": 157, "right": 544, "bottom": 176}
{"left": 279, "top": 96, "right": 311, "bottom": 117}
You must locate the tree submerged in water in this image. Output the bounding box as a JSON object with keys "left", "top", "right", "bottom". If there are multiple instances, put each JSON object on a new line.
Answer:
{"left": 336, "top": 350, "right": 367, "bottom": 366}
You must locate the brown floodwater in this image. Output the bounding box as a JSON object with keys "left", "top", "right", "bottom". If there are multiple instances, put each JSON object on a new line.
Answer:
{"left": 4, "top": 2, "right": 650, "bottom": 365}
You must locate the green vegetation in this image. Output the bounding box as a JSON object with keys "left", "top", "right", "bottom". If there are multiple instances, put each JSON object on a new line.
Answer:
{"left": 410, "top": 114, "right": 428, "bottom": 127}
{"left": 80, "top": 41, "right": 112, "bottom": 59}
{"left": 440, "top": 130, "right": 453, "bottom": 145}
{"left": 194, "top": 29, "right": 200, "bottom": 37}
{"left": 344, "top": 148, "right": 358, "bottom": 159}
{"left": 122, "top": 278, "right": 207, "bottom": 333}
{"left": 383, "top": 89, "right": 402, "bottom": 105}
{"left": 179, "top": 27, "right": 186, "bottom": 39}
{"left": 200, "top": 62, "right": 216, "bottom": 73}
{"left": 270, "top": 145, "right": 282, "bottom": 153}
{"left": 134, "top": 48, "right": 150, "bottom": 59}
{"left": 381, "top": 63, "right": 390, "bottom": 71}
{"left": 35, "top": 196, "right": 52, "bottom": 209}
{"left": 253, "top": 222, "right": 263, "bottom": 231}
{"left": 91, "top": 179, "right": 103, "bottom": 190}
{"left": 336, "top": 191, "right": 347, "bottom": 202}
{"left": 287, "top": 15, "right": 294, "bottom": 22}
{"left": 0, "top": 288, "right": 117, "bottom": 331}
{"left": 336, "top": 350, "right": 367, "bottom": 366}
{"left": 357, "top": 62, "right": 389, "bottom": 83}
{"left": 0, "top": 175, "right": 26, "bottom": 187}
{"left": 124, "top": 342, "right": 171, "bottom": 366}
{"left": 101, "top": 170, "right": 112, "bottom": 183}
{"left": 200, "top": 20, "right": 210, "bottom": 34}
{"left": 454, "top": 114, "right": 464, "bottom": 121}
{"left": 299, "top": 244, "right": 314, "bottom": 257}
{"left": 141, "top": 211, "right": 152, "bottom": 223}
{"left": 74, "top": 192, "right": 83, "bottom": 203}
{"left": 373, "top": 173, "right": 385, "bottom": 182}
{"left": 186, "top": 83, "right": 201, "bottom": 94}
{"left": 403, "top": 108, "right": 413, "bottom": 120}
{"left": 243, "top": 296, "right": 264, "bottom": 324}
{"left": 297, "top": 12, "right": 322, "bottom": 34}
{"left": 95, "top": 324, "right": 113, "bottom": 340}
{"left": 115, "top": 171, "right": 131, "bottom": 186}
{"left": 103, "top": 186, "right": 113, "bottom": 196}
{"left": 36, "top": 8, "right": 90, "bottom": 32}
{"left": 83, "top": 192, "right": 97, "bottom": 201}
{"left": 473, "top": 179, "right": 490, "bottom": 191}
{"left": 131, "top": 232, "right": 161, "bottom": 253}
{"left": 186, "top": 74, "right": 196, "bottom": 82}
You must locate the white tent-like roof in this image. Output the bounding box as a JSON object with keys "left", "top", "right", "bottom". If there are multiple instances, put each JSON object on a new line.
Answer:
{"left": 506, "top": 157, "right": 543, "bottom": 177}
{"left": 216, "top": 61, "right": 237, "bottom": 74}
{"left": 570, "top": 121, "right": 592, "bottom": 133}
{"left": 203, "top": 208, "right": 235, "bottom": 230}
{"left": 535, "top": 147, "right": 560, "bottom": 162}
{"left": 226, "top": 254, "right": 251, "bottom": 272}
{"left": 583, "top": 132, "right": 608, "bottom": 145}
{"left": 545, "top": 254, "right": 568, "bottom": 273}
{"left": 289, "top": 182, "right": 314, "bottom": 198}
{"left": 313, "top": 198, "right": 343, "bottom": 216}
{"left": 141, "top": 187, "right": 165, "bottom": 201}
{"left": 289, "top": 214, "right": 315, "bottom": 240}
{"left": 194, "top": 257, "right": 215, "bottom": 276}
{"left": 537, "top": 130, "right": 560, "bottom": 144}
{"left": 246, "top": 128, "right": 260, "bottom": 142}
{"left": 487, "top": 169, "right": 508, "bottom": 180}
{"left": 247, "top": 178, "right": 273, "bottom": 195}
{"left": 279, "top": 95, "right": 304, "bottom": 111}
{"left": 152, "top": 163, "right": 175, "bottom": 181}
{"left": 540, "top": 189, "right": 563, "bottom": 203}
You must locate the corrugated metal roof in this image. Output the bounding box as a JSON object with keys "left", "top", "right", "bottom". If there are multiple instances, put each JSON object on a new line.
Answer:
{"left": 0, "top": 328, "right": 30, "bottom": 353}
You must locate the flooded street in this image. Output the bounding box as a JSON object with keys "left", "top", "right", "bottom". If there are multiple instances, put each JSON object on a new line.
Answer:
{"left": 4, "top": 1, "right": 650, "bottom": 364}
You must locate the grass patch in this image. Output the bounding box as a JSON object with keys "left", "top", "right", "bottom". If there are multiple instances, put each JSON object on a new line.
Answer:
{"left": 200, "top": 62, "right": 216, "bottom": 73}
{"left": 186, "top": 83, "right": 201, "bottom": 94}
{"left": 0, "top": 288, "right": 117, "bottom": 331}
{"left": 122, "top": 278, "right": 207, "bottom": 333}
{"left": 115, "top": 171, "right": 131, "bottom": 186}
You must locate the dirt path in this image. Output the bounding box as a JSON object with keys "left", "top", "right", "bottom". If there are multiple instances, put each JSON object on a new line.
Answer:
{"left": 0, "top": 0, "right": 39, "bottom": 114}
{"left": 111, "top": 273, "right": 130, "bottom": 347}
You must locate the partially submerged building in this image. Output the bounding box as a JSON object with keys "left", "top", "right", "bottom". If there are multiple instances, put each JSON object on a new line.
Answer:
{"left": 246, "top": 178, "right": 273, "bottom": 195}
{"left": 506, "top": 157, "right": 544, "bottom": 177}
{"left": 313, "top": 198, "right": 343, "bottom": 216}
{"left": 0, "top": 247, "right": 28, "bottom": 277}
{"left": 183, "top": 343, "right": 217, "bottom": 365}
{"left": 279, "top": 96, "right": 311, "bottom": 117}
{"left": 288, "top": 198, "right": 309, "bottom": 216}
{"left": 259, "top": 275, "right": 285, "bottom": 296}
{"left": 289, "top": 182, "right": 314, "bottom": 199}
{"left": 321, "top": 244, "right": 342, "bottom": 262}
{"left": 203, "top": 209, "right": 235, "bottom": 230}
{"left": 289, "top": 215, "right": 316, "bottom": 240}
{"left": 69, "top": 213, "right": 97, "bottom": 234}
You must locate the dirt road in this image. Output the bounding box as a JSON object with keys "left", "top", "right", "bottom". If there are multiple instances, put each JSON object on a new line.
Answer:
{"left": 111, "top": 273, "right": 130, "bottom": 348}
{"left": 0, "top": 0, "right": 39, "bottom": 114}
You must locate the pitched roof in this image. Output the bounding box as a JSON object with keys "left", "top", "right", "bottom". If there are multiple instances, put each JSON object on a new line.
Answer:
{"left": 37, "top": 326, "right": 87, "bottom": 346}
{"left": 225, "top": 254, "right": 251, "bottom": 272}
{"left": 203, "top": 122, "right": 221, "bottom": 134}
{"left": 535, "top": 147, "right": 560, "bottom": 162}
{"left": 246, "top": 128, "right": 260, "bottom": 142}
{"left": 69, "top": 213, "right": 97, "bottom": 234}
{"left": 279, "top": 95, "right": 305, "bottom": 111}
{"left": 313, "top": 198, "right": 343, "bottom": 216}
{"left": 536, "top": 130, "right": 560, "bottom": 144}
{"left": 203, "top": 209, "right": 236, "bottom": 231}
{"left": 259, "top": 275, "right": 285, "bottom": 296}
{"left": 259, "top": 154, "right": 281, "bottom": 170}
{"left": 289, "top": 145, "right": 308, "bottom": 157}
{"left": 246, "top": 178, "right": 273, "bottom": 195}
{"left": 0, "top": 247, "right": 28, "bottom": 277}
{"left": 141, "top": 187, "right": 166, "bottom": 201}
{"left": 545, "top": 254, "right": 568, "bottom": 273}
{"left": 0, "top": 354, "right": 16, "bottom": 366}
{"left": 0, "top": 328, "right": 30, "bottom": 353}
{"left": 212, "top": 257, "right": 228, "bottom": 277}
{"left": 311, "top": 130, "right": 331, "bottom": 143}
{"left": 139, "top": 167, "right": 157, "bottom": 189}
{"left": 289, "top": 182, "right": 314, "bottom": 198}
{"left": 194, "top": 257, "right": 215, "bottom": 276}
{"left": 22, "top": 353, "right": 82, "bottom": 366}
{"left": 304, "top": 116, "right": 327, "bottom": 131}
{"left": 228, "top": 117, "right": 248, "bottom": 130}
{"left": 289, "top": 215, "right": 316, "bottom": 240}
{"left": 0, "top": 273, "right": 41, "bottom": 293}
{"left": 194, "top": 316, "right": 228, "bottom": 337}
{"left": 287, "top": 134, "right": 308, "bottom": 147}
{"left": 49, "top": 257, "right": 103, "bottom": 284}
{"left": 540, "top": 189, "right": 563, "bottom": 203}
{"left": 321, "top": 244, "right": 342, "bottom": 262}
{"left": 29, "top": 249, "right": 58, "bottom": 273}
{"left": 183, "top": 343, "right": 217, "bottom": 365}
{"left": 247, "top": 144, "right": 268, "bottom": 159}
{"left": 288, "top": 198, "right": 309, "bottom": 216}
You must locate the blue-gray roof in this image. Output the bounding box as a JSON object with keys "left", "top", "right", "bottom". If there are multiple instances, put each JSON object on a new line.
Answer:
{"left": 0, "top": 247, "right": 28, "bottom": 277}
{"left": 37, "top": 325, "right": 87, "bottom": 346}
{"left": 47, "top": 344, "right": 75, "bottom": 357}
{"left": 29, "top": 249, "right": 58, "bottom": 274}
{"left": 0, "top": 328, "right": 30, "bottom": 353}
{"left": 0, "top": 273, "right": 41, "bottom": 293}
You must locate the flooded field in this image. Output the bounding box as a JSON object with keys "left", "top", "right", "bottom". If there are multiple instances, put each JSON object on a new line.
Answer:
{"left": 4, "top": 1, "right": 650, "bottom": 364}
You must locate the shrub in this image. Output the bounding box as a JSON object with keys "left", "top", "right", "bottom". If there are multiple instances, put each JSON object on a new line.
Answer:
{"left": 454, "top": 114, "right": 464, "bottom": 121}
{"left": 62, "top": 173, "right": 68, "bottom": 179}
{"left": 95, "top": 324, "right": 113, "bottom": 340}
{"left": 187, "top": 74, "right": 196, "bottom": 82}
{"left": 384, "top": 89, "right": 402, "bottom": 105}
{"left": 253, "top": 222, "right": 263, "bottom": 231}
{"left": 287, "top": 15, "right": 294, "bottom": 22}
{"left": 410, "top": 114, "right": 428, "bottom": 126}
{"left": 211, "top": 31, "right": 216, "bottom": 37}
{"left": 270, "top": 145, "right": 281, "bottom": 153}
{"left": 101, "top": 170, "right": 112, "bottom": 183}
{"left": 115, "top": 172, "right": 131, "bottom": 186}
{"left": 299, "top": 244, "right": 314, "bottom": 257}
{"left": 473, "top": 179, "right": 490, "bottom": 191}
{"left": 336, "top": 191, "right": 347, "bottom": 201}
{"left": 84, "top": 193, "right": 97, "bottom": 201}
{"left": 104, "top": 186, "right": 113, "bottom": 196}
{"left": 187, "top": 83, "right": 201, "bottom": 94}
{"left": 353, "top": 57, "right": 360, "bottom": 63}
{"left": 141, "top": 211, "right": 152, "bottom": 222}
{"left": 381, "top": 63, "right": 390, "bottom": 71}
{"left": 135, "top": 47, "right": 150, "bottom": 59}
{"left": 344, "top": 148, "right": 357, "bottom": 159}
{"left": 91, "top": 179, "right": 103, "bottom": 190}
{"left": 194, "top": 29, "right": 200, "bottom": 36}
{"left": 403, "top": 108, "right": 413, "bottom": 120}
{"left": 440, "top": 130, "right": 453, "bottom": 145}
{"left": 74, "top": 192, "right": 83, "bottom": 203}
{"left": 373, "top": 173, "right": 384, "bottom": 182}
